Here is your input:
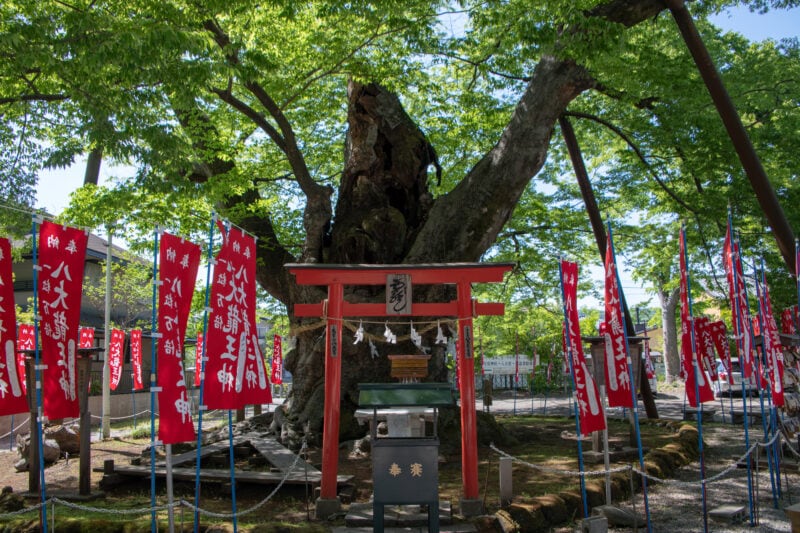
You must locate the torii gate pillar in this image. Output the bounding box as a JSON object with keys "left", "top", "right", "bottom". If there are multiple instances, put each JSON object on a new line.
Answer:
{"left": 288, "top": 263, "right": 512, "bottom": 519}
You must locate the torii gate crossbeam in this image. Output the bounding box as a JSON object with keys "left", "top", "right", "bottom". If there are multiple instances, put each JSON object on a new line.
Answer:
{"left": 287, "top": 262, "right": 513, "bottom": 518}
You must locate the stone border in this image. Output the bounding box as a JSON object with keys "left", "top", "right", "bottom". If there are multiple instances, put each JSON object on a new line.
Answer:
{"left": 481, "top": 421, "right": 700, "bottom": 531}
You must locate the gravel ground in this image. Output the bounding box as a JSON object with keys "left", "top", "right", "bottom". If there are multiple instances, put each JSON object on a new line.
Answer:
{"left": 643, "top": 422, "right": 795, "bottom": 533}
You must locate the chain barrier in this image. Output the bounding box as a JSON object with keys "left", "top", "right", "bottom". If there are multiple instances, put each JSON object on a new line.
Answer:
{"left": 89, "top": 410, "right": 153, "bottom": 421}
{"left": 181, "top": 439, "right": 309, "bottom": 518}
{"left": 50, "top": 497, "right": 175, "bottom": 516}
{"left": 491, "top": 429, "right": 787, "bottom": 488}
{"left": 0, "top": 501, "right": 45, "bottom": 520}
{"left": 0, "top": 438, "right": 309, "bottom": 523}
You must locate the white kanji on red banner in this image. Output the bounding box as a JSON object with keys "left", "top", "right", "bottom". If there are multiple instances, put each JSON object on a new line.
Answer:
{"left": 603, "top": 235, "right": 633, "bottom": 408}
{"left": 0, "top": 238, "right": 28, "bottom": 416}
{"left": 194, "top": 332, "right": 203, "bottom": 387}
{"left": 16, "top": 324, "right": 34, "bottom": 396}
{"left": 560, "top": 260, "right": 605, "bottom": 434}
{"left": 694, "top": 317, "right": 719, "bottom": 382}
{"left": 679, "top": 228, "right": 714, "bottom": 407}
{"left": 757, "top": 271, "right": 785, "bottom": 407}
{"left": 202, "top": 225, "right": 271, "bottom": 410}
{"left": 79, "top": 327, "right": 95, "bottom": 349}
{"left": 723, "top": 225, "right": 755, "bottom": 379}
{"left": 130, "top": 329, "right": 144, "bottom": 391}
{"left": 270, "top": 334, "right": 283, "bottom": 385}
{"left": 108, "top": 329, "right": 125, "bottom": 391}
{"left": 708, "top": 320, "right": 733, "bottom": 386}
{"left": 37, "top": 221, "right": 88, "bottom": 419}
{"left": 156, "top": 232, "right": 200, "bottom": 445}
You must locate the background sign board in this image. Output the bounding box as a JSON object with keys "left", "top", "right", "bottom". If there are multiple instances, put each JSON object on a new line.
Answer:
{"left": 482, "top": 355, "right": 537, "bottom": 375}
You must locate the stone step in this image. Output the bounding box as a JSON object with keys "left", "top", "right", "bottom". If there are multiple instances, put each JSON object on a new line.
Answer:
{"left": 345, "top": 501, "right": 454, "bottom": 528}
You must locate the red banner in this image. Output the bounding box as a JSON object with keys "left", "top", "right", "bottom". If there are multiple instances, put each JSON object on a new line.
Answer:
{"left": 16, "top": 324, "right": 34, "bottom": 395}
{"left": 782, "top": 307, "right": 798, "bottom": 335}
{"left": 156, "top": 233, "right": 200, "bottom": 444}
{"left": 0, "top": 238, "right": 27, "bottom": 416}
{"left": 723, "top": 225, "right": 755, "bottom": 378}
{"left": 194, "top": 332, "right": 203, "bottom": 387}
{"left": 560, "top": 260, "right": 605, "bottom": 434}
{"left": 108, "top": 328, "right": 125, "bottom": 391}
{"left": 37, "top": 221, "right": 88, "bottom": 419}
{"left": 694, "top": 317, "right": 719, "bottom": 382}
{"left": 643, "top": 336, "right": 656, "bottom": 380}
{"left": 270, "top": 334, "right": 283, "bottom": 385}
{"left": 679, "top": 229, "right": 714, "bottom": 407}
{"left": 130, "top": 329, "right": 143, "bottom": 391}
{"left": 202, "top": 227, "right": 271, "bottom": 410}
{"left": 757, "top": 271, "right": 785, "bottom": 407}
{"left": 603, "top": 236, "right": 633, "bottom": 408}
{"left": 708, "top": 320, "right": 734, "bottom": 385}
{"left": 79, "top": 327, "right": 95, "bottom": 349}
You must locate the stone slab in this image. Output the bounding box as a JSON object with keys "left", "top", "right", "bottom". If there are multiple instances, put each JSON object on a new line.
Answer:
{"left": 345, "top": 501, "right": 452, "bottom": 528}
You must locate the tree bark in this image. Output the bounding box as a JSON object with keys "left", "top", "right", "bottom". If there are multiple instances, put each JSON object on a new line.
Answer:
{"left": 83, "top": 148, "right": 103, "bottom": 186}
{"left": 280, "top": 81, "right": 449, "bottom": 446}
{"left": 658, "top": 286, "right": 681, "bottom": 382}
{"left": 203, "top": 0, "right": 681, "bottom": 443}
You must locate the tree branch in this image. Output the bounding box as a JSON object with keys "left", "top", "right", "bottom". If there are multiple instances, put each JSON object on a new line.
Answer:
{"left": 210, "top": 86, "right": 288, "bottom": 154}
{"left": 563, "top": 110, "right": 699, "bottom": 216}
{"left": 0, "top": 93, "right": 67, "bottom": 105}
{"left": 204, "top": 17, "right": 332, "bottom": 263}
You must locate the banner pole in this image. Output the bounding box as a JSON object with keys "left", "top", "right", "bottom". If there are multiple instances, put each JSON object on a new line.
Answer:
{"left": 228, "top": 410, "right": 239, "bottom": 533}
{"left": 759, "top": 257, "right": 783, "bottom": 500}
{"left": 102, "top": 229, "right": 113, "bottom": 438}
{"left": 165, "top": 444, "right": 175, "bottom": 533}
{"left": 194, "top": 214, "right": 216, "bottom": 532}
{"left": 682, "top": 225, "right": 708, "bottom": 533}
{"left": 149, "top": 228, "right": 160, "bottom": 533}
{"left": 31, "top": 216, "right": 48, "bottom": 533}
{"left": 752, "top": 261, "right": 779, "bottom": 508}
{"left": 558, "top": 260, "right": 589, "bottom": 518}
{"left": 728, "top": 216, "right": 755, "bottom": 526}
{"left": 608, "top": 222, "right": 651, "bottom": 532}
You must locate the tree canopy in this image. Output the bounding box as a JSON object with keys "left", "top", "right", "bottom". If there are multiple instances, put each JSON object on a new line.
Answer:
{"left": 2, "top": 0, "right": 799, "bottom": 433}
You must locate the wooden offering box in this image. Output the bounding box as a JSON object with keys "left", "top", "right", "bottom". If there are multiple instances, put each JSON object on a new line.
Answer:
{"left": 388, "top": 355, "right": 430, "bottom": 381}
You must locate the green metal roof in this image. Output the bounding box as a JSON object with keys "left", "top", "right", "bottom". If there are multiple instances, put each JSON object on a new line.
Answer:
{"left": 358, "top": 383, "right": 455, "bottom": 407}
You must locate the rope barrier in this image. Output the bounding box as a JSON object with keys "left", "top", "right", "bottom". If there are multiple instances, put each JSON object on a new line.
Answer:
{"left": 490, "top": 429, "right": 786, "bottom": 489}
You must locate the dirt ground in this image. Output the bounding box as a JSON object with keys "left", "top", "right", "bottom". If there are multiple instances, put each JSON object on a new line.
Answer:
{"left": 0, "top": 398, "right": 797, "bottom": 532}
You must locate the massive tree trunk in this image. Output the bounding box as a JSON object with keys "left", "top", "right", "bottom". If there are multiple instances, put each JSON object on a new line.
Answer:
{"left": 658, "top": 286, "right": 681, "bottom": 383}
{"left": 277, "top": 60, "right": 594, "bottom": 446}
{"left": 215, "top": 2, "right": 674, "bottom": 446}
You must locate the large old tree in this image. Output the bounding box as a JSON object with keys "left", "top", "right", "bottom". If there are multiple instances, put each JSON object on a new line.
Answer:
{"left": 3, "top": 0, "right": 800, "bottom": 441}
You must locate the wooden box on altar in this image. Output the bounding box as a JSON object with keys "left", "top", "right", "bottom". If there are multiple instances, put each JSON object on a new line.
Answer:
{"left": 388, "top": 355, "right": 430, "bottom": 381}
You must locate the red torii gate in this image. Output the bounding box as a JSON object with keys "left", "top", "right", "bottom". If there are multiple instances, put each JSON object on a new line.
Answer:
{"left": 287, "top": 262, "right": 513, "bottom": 518}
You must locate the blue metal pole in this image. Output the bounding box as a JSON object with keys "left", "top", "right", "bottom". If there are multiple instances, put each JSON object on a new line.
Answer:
{"left": 149, "top": 229, "right": 160, "bottom": 533}
{"left": 752, "top": 261, "right": 780, "bottom": 507}
{"left": 608, "top": 222, "right": 651, "bottom": 532}
{"left": 682, "top": 225, "right": 709, "bottom": 533}
{"left": 228, "top": 411, "right": 239, "bottom": 533}
{"left": 194, "top": 215, "right": 216, "bottom": 532}
{"left": 31, "top": 216, "right": 48, "bottom": 533}
{"left": 558, "top": 260, "right": 589, "bottom": 519}
{"left": 759, "top": 258, "right": 783, "bottom": 500}
{"left": 728, "top": 214, "right": 755, "bottom": 526}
